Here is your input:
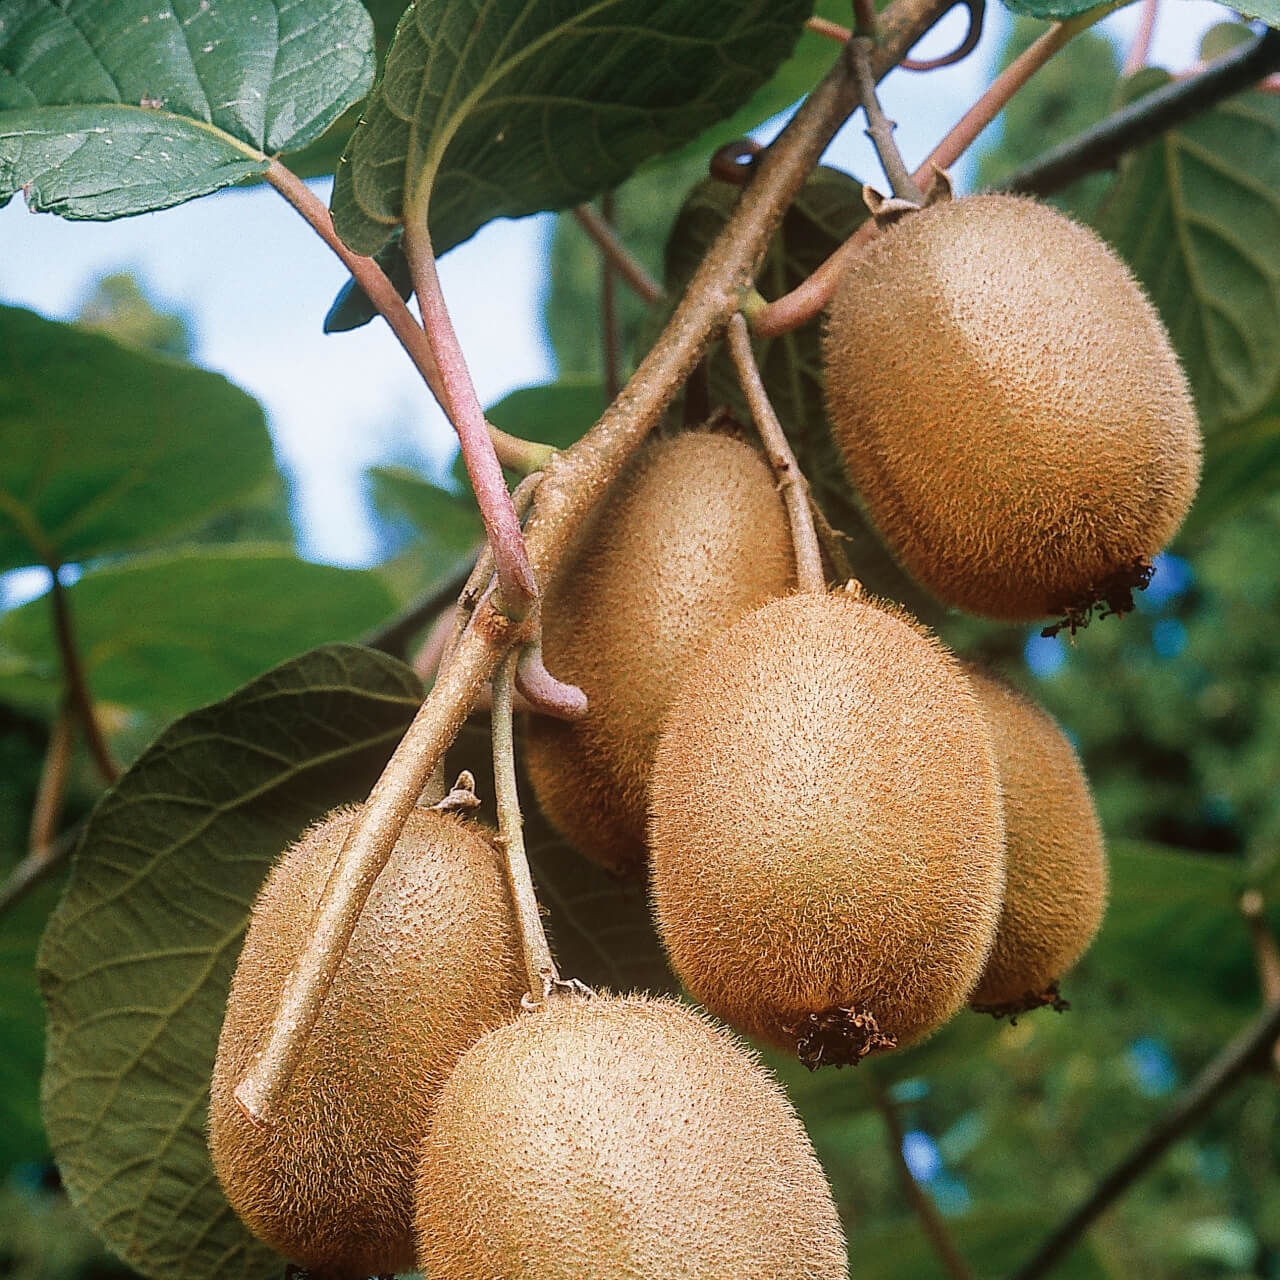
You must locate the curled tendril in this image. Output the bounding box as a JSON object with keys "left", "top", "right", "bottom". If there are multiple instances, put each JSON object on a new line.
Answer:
{"left": 901, "top": 0, "right": 985, "bottom": 71}
{"left": 710, "top": 138, "right": 764, "bottom": 185}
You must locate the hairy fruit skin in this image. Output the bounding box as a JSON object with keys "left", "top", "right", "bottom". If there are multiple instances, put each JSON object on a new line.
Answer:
{"left": 208, "top": 806, "right": 525, "bottom": 1278}
{"left": 966, "top": 670, "right": 1108, "bottom": 1012}
{"left": 823, "top": 194, "right": 1201, "bottom": 622}
{"left": 526, "top": 429, "right": 793, "bottom": 872}
{"left": 649, "top": 590, "right": 1006, "bottom": 1058}
{"left": 414, "top": 994, "right": 849, "bottom": 1279}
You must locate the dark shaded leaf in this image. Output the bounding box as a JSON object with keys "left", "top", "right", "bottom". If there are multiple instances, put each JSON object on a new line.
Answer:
{"left": 0, "top": 547, "right": 398, "bottom": 716}
{"left": 331, "top": 0, "right": 812, "bottom": 255}
{"left": 38, "top": 644, "right": 423, "bottom": 1280}
{"left": 0, "top": 0, "right": 374, "bottom": 218}
{"left": 0, "top": 304, "right": 272, "bottom": 573}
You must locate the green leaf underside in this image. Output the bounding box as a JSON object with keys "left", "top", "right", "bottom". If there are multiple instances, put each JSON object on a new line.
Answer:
{"left": 1096, "top": 72, "right": 1280, "bottom": 432}
{"left": 997, "top": 0, "right": 1111, "bottom": 19}
{"left": 37, "top": 645, "right": 424, "bottom": 1280}
{"left": 0, "top": 0, "right": 374, "bottom": 219}
{"left": 0, "top": 304, "right": 273, "bottom": 572}
{"left": 1231, "top": 0, "right": 1280, "bottom": 24}
{"left": 331, "top": 0, "right": 812, "bottom": 256}
{"left": 0, "top": 547, "right": 399, "bottom": 716}
{"left": 664, "top": 166, "right": 941, "bottom": 620}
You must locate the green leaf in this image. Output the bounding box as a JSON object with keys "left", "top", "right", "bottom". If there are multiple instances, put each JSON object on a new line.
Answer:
{"left": 1182, "top": 393, "right": 1280, "bottom": 537}
{"left": 0, "top": 0, "right": 374, "bottom": 218}
{"left": 1233, "top": 2, "right": 1280, "bottom": 25}
{"left": 0, "top": 547, "right": 398, "bottom": 717}
{"left": 0, "top": 304, "right": 273, "bottom": 573}
{"left": 997, "top": 0, "right": 1111, "bottom": 19}
{"left": 664, "top": 166, "right": 941, "bottom": 619}
{"left": 38, "top": 644, "right": 423, "bottom": 1280}
{"left": 331, "top": 0, "right": 812, "bottom": 255}
{"left": 1095, "top": 73, "right": 1280, "bottom": 431}
{"left": 367, "top": 464, "right": 483, "bottom": 562}
{"left": 445, "top": 721, "right": 676, "bottom": 996}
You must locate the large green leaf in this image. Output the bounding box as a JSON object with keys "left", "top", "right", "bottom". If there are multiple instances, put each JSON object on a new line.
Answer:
{"left": 0, "top": 305, "right": 273, "bottom": 573}
{"left": 1095, "top": 72, "right": 1280, "bottom": 431}
{"left": 664, "top": 166, "right": 940, "bottom": 618}
{"left": 0, "top": 547, "right": 398, "bottom": 716}
{"left": 1182, "top": 393, "right": 1280, "bottom": 538}
{"left": 38, "top": 644, "right": 423, "bottom": 1280}
{"left": 0, "top": 0, "right": 374, "bottom": 218}
{"left": 997, "top": 0, "right": 1115, "bottom": 18}
{"left": 331, "top": 0, "right": 812, "bottom": 255}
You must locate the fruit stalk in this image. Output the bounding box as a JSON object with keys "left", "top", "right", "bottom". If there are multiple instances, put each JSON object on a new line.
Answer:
{"left": 726, "top": 313, "right": 825, "bottom": 594}
{"left": 850, "top": 36, "right": 924, "bottom": 203}
{"left": 1010, "top": 996, "right": 1280, "bottom": 1280}
{"left": 26, "top": 701, "right": 73, "bottom": 861}
{"left": 233, "top": 0, "right": 955, "bottom": 1125}
{"left": 492, "top": 649, "right": 562, "bottom": 1001}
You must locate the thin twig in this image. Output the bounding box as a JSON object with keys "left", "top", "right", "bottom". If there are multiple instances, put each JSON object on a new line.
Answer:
{"left": 997, "top": 27, "right": 1280, "bottom": 199}
{"left": 49, "top": 570, "right": 118, "bottom": 784}
{"left": 264, "top": 161, "right": 550, "bottom": 476}
{"left": 871, "top": 1073, "right": 973, "bottom": 1280}
{"left": 27, "top": 702, "right": 74, "bottom": 857}
{"left": 726, "top": 314, "right": 824, "bottom": 594}
{"left": 572, "top": 204, "right": 665, "bottom": 306}
{"left": 853, "top": 0, "right": 878, "bottom": 37}
{"left": 1122, "top": 0, "right": 1159, "bottom": 77}
{"left": 599, "top": 192, "right": 622, "bottom": 402}
{"left": 851, "top": 37, "right": 925, "bottom": 203}
{"left": 361, "top": 561, "right": 475, "bottom": 660}
{"left": 750, "top": 2, "right": 1124, "bottom": 338}
{"left": 402, "top": 224, "right": 539, "bottom": 617}
{"left": 806, "top": 15, "right": 851, "bottom": 43}
{"left": 491, "top": 648, "right": 561, "bottom": 1001}
{"left": 232, "top": 0, "right": 954, "bottom": 1126}
{"left": 0, "top": 822, "right": 82, "bottom": 918}
{"left": 1010, "top": 999, "right": 1280, "bottom": 1280}
{"left": 1239, "top": 890, "right": 1280, "bottom": 1077}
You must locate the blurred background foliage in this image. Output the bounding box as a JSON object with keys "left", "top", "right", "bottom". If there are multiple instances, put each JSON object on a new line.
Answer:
{"left": 2, "top": 7, "right": 1279, "bottom": 1280}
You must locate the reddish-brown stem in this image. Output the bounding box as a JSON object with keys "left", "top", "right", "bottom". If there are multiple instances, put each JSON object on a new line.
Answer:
{"left": 1122, "top": 0, "right": 1159, "bottom": 76}
{"left": 599, "top": 192, "right": 622, "bottom": 402}
{"left": 264, "top": 161, "right": 550, "bottom": 476}
{"left": 28, "top": 701, "right": 74, "bottom": 857}
{"left": 853, "top": 0, "right": 878, "bottom": 37}
{"left": 49, "top": 570, "right": 118, "bottom": 785}
{"left": 233, "top": 0, "right": 951, "bottom": 1125}
{"left": 750, "top": 4, "right": 1121, "bottom": 338}
{"left": 871, "top": 1074, "right": 973, "bottom": 1280}
{"left": 806, "top": 15, "right": 851, "bottom": 43}
{"left": 572, "top": 203, "right": 665, "bottom": 306}
{"left": 709, "top": 138, "right": 764, "bottom": 185}
{"left": 726, "top": 313, "right": 824, "bottom": 594}
{"left": 515, "top": 637, "right": 588, "bottom": 720}
{"left": 402, "top": 225, "right": 539, "bottom": 618}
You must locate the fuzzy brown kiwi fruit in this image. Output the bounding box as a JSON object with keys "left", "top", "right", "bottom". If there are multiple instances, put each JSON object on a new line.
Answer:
{"left": 649, "top": 588, "right": 1005, "bottom": 1064}
{"left": 414, "top": 993, "right": 849, "bottom": 1279}
{"left": 823, "top": 194, "right": 1201, "bottom": 623}
{"left": 208, "top": 805, "right": 525, "bottom": 1278}
{"left": 964, "top": 668, "right": 1107, "bottom": 1015}
{"left": 525, "top": 428, "right": 793, "bottom": 872}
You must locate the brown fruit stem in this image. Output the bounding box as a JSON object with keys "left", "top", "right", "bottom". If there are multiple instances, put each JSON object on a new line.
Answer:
{"left": 233, "top": 0, "right": 953, "bottom": 1125}
{"left": 726, "top": 313, "right": 825, "bottom": 594}
{"left": 1010, "top": 997, "right": 1280, "bottom": 1280}
{"left": 750, "top": 1, "right": 1125, "bottom": 339}
{"left": 492, "top": 648, "right": 562, "bottom": 1001}
{"left": 850, "top": 35, "right": 924, "bottom": 204}
{"left": 572, "top": 201, "right": 665, "bottom": 307}
{"left": 870, "top": 1073, "right": 973, "bottom": 1280}
{"left": 49, "top": 569, "right": 118, "bottom": 785}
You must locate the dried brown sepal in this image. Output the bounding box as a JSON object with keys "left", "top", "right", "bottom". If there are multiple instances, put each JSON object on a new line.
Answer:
{"left": 790, "top": 1005, "right": 897, "bottom": 1070}
{"left": 1042, "top": 558, "right": 1156, "bottom": 639}
{"left": 972, "top": 980, "right": 1071, "bottom": 1024}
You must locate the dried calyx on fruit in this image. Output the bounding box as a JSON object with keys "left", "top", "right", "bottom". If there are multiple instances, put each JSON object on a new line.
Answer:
{"left": 208, "top": 806, "right": 525, "bottom": 1279}
{"left": 414, "top": 993, "right": 850, "bottom": 1279}
{"left": 823, "top": 194, "right": 1201, "bottom": 625}
{"left": 649, "top": 586, "right": 1006, "bottom": 1065}
{"left": 965, "top": 668, "right": 1108, "bottom": 1018}
{"left": 526, "top": 427, "right": 793, "bottom": 873}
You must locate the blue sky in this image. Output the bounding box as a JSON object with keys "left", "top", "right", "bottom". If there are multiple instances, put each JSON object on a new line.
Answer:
{"left": 0, "top": 3, "right": 1223, "bottom": 576}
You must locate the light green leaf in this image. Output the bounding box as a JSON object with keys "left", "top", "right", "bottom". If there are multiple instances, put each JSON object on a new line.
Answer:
{"left": 368, "top": 464, "right": 483, "bottom": 561}
{"left": 1096, "top": 73, "right": 1280, "bottom": 430}
{"left": 0, "top": 547, "right": 398, "bottom": 716}
{"left": 0, "top": 304, "right": 273, "bottom": 573}
{"left": 331, "top": 0, "right": 812, "bottom": 255}
{"left": 38, "top": 644, "right": 423, "bottom": 1280}
{"left": 0, "top": 0, "right": 374, "bottom": 218}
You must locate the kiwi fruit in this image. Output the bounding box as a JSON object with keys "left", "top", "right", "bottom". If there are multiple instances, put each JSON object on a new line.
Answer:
{"left": 649, "top": 588, "right": 1005, "bottom": 1064}
{"left": 208, "top": 805, "right": 525, "bottom": 1278}
{"left": 823, "top": 194, "right": 1201, "bottom": 623}
{"left": 414, "top": 993, "right": 849, "bottom": 1279}
{"left": 526, "top": 428, "right": 793, "bottom": 872}
{"left": 965, "top": 668, "right": 1107, "bottom": 1014}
